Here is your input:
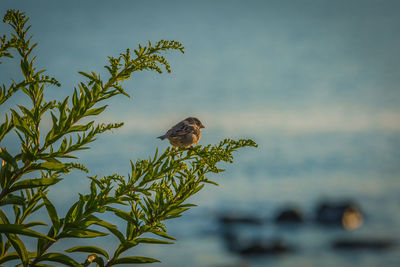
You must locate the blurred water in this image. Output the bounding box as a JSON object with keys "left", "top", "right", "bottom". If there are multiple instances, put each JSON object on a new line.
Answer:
{"left": 1, "top": 104, "right": 400, "bottom": 266}
{"left": 42, "top": 129, "right": 400, "bottom": 267}
{"left": 1, "top": 113, "right": 399, "bottom": 266}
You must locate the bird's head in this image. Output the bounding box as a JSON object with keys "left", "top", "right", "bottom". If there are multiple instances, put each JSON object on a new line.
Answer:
{"left": 185, "top": 117, "right": 205, "bottom": 128}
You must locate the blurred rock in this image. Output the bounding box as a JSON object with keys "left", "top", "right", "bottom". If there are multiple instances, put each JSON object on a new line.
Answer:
{"left": 274, "top": 208, "right": 304, "bottom": 223}
{"left": 315, "top": 201, "right": 363, "bottom": 230}
{"left": 217, "top": 221, "right": 294, "bottom": 256}
{"left": 332, "top": 238, "right": 397, "bottom": 250}
{"left": 217, "top": 212, "right": 262, "bottom": 252}
{"left": 237, "top": 239, "right": 293, "bottom": 256}
{"left": 218, "top": 213, "right": 262, "bottom": 225}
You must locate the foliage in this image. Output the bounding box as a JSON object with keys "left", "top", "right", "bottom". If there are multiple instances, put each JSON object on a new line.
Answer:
{"left": 0, "top": 9, "right": 257, "bottom": 267}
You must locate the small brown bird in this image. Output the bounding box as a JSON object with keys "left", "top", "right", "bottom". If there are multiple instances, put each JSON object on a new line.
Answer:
{"left": 157, "top": 117, "right": 205, "bottom": 148}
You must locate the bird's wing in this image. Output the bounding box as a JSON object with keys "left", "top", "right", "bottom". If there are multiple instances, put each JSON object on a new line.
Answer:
{"left": 167, "top": 123, "right": 196, "bottom": 137}
{"left": 164, "top": 121, "right": 183, "bottom": 137}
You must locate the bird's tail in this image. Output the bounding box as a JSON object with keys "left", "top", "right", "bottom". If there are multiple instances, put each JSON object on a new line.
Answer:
{"left": 157, "top": 135, "right": 166, "bottom": 140}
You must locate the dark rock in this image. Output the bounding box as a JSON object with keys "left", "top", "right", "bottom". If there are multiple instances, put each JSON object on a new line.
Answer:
{"left": 218, "top": 214, "right": 262, "bottom": 225}
{"left": 275, "top": 208, "right": 304, "bottom": 223}
{"left": 332, "top": 238, "right": 397, "bottom": 250}
{"left": 237, "top": 239, "right": 293, "bottom": 256}
{"left": 315, "top": 200, "right": 363, "bottom": 230}
{"left": 220, "top": 230, "right": 240, "bottom": 252}
{"left": 217, "top": 213, "right": 262, "bottom": 252}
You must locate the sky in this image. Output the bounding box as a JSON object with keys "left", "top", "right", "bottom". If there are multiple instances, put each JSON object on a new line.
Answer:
{"left": 1, "top": 0, "right": 400, "bottom": 137}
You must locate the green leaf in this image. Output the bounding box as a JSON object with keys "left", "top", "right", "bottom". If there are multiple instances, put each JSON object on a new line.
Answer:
{"left": 42, "top": 194, "right": 60, "bottom": 232}
{"left": 93, "top": 220, "right": 125, "bottom": 243}
{"left": 92, "top": 256, "right": 105, "bottom": 267}
{"left": 204, "top": 179, "right": 219, "bottom": 186}
{"left": 0, "top": 115, "right": 14, "bottom": 143}
{"left": 65, "top": 245, "right": 109, "bottom": 260}
{"left": 150, "top": 230, "right": 176, "bottom": 241}
{"left": 34, "top": 264, "right": 57, "bottom": 267}
{"left": 84, "top": 106, "right": 107, "bottom": 116}
{"left": 0, "top": 194, "right": 25, "bottom": 206}
{"left": 106, "top": 207, "right": 135, "bottom": 223}
{"left": 0, "top": 210, "right": 10, "bottom": 224}
{"left": 9, "top": 178, "right": 62, "bottom": 192}
{"left": 61, "top": 228, "right": 108, "bottom": 238}
{"left": 113, "top": 240, "right": 138, "bottom": 259}
{"left": 38, "top": 252, "right": 80, "bottom": 267}
{"left": 0, "top": 147, "right": 17, "bottom": 168}
{"left": 24, "top": 221, "right": 48, "bottom": 228}
{"left": 78, "top": 71, "right": 94, "bottom": 80}
{"left": 82, "top": 254, "right": 104, "bottom": 267}
{"left": 5, "top": 233, "right": 29, "bottom": 265}
{"left": 166, "top": 207, "right": 190, "bottom": 218}
{"left": 0, "top": 252, "right": 19, "bottom": 265}
{"left": 0, "top": 251, "right": 37, "bottom": 265}
{"left": 0, "top": 224, "right": 55, "bottom": 241}
{"left": 113, "top": 256, "right": 160, "bottom": 264}
{"left": 68, "top": 121, "right": 94, "bottom": 133}
{"left": 64, "top": 202, "right": 78, "bottom": 223}
{"left": 135, "top": 238, "right": 174, "bottom": 245}
{"left": 37, "top": 161, "right": 67, "bottom": 170}
{"left": 59, "top": 137, "right": 68, "bottom": 152}
{"left": 70, "top": 194, "right": 85, "bottom": 221}
{"left": 37, "top": 232, "right": 51, "bottom": 256}
{"left": 0, "top": 234, "right": 3, "bottom": 256}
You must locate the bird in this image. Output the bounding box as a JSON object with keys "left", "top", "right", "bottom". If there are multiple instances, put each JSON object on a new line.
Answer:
{"left": 157, "top": 117, "right": 205, "bottom": 148}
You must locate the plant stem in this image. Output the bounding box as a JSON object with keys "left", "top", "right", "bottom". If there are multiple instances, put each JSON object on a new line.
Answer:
{"left": 29, "top": 240, "right": 55, "bottom": 267}
{"left": 0, "top": 162, "right": 31, "bottom": 201}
